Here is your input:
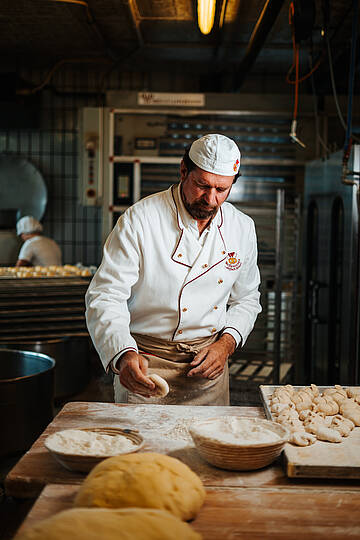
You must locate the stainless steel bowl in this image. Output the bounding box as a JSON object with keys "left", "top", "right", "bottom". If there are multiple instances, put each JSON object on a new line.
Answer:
{"left": 0, "top": 348, "right": 55, "bottom": 457}
{"left": 0, "top": 336, "right": 90, "bottom": 401}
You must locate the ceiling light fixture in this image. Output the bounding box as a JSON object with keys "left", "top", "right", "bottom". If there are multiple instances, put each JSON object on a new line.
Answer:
{"left": 197, "top": 0, "right": 216, "bottom": 35}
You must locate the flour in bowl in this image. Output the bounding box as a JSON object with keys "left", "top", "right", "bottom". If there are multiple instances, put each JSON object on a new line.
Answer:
{"left": 192, "top": 417, "right": 281, "bottom": 445}
{"left": 46, "top": 429, "right": 137, "bottom": 456}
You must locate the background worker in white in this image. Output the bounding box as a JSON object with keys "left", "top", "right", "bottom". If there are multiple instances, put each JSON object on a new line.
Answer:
{"left": 16, "top": 216, "right": 62, "bottom": 267}
{"left": 86, "top": 134, "right": 261, "bottom": 405}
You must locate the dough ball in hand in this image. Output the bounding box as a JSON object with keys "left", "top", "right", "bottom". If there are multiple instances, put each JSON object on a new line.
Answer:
{"left": 14, "top": 507, "right": 202, "bottom": 540}
{"left": 74, "top": 452, "right": 205, "bottom": 521}
{"left": 148, "top": 374, "right": 169, "bottom": 397}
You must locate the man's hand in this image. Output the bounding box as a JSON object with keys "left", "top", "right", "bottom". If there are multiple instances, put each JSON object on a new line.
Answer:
{"left": 187, "top": 333, "right": 236, "bottom": 380}
{"left": 117, "top": 351, "right": 156, "bottom": 397}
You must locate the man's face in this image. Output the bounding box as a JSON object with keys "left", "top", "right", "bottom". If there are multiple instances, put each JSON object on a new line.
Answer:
{"left": 180, "top": 161, "right": 234, "bottom": 221}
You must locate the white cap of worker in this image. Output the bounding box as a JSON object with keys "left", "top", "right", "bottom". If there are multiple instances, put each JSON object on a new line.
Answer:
{"left": 189, "top": 134, "right": 240, "bottom": 176}
{"left": 16, "top": 216, "right": 43, "bottom": 235}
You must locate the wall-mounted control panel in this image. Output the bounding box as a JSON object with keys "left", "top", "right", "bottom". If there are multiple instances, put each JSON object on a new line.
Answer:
{"left": 113, "top": 163, "right": 133, "bottom": 206}
{"left": 78, "top": 108, "right": 103, "bottom": 206}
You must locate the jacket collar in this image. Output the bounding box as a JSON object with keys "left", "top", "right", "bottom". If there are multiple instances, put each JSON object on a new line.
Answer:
{"left": 170, "top": 184, "right": 226, "bottom": 272}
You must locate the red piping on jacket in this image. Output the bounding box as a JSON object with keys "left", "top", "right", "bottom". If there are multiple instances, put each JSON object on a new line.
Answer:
{"left": 170, "top": 185, "right": 228, "bottom": 340}
{"left": 170, "top": 185, "right": 192, "bottom": 268}
{"left": 172, "top": 256, "right": 226, "bottom": 340}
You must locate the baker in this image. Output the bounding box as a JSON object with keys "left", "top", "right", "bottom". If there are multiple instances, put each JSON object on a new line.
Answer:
{"left": 16, "top": 216, "right": 62, "bottom": 267}
{"left": 85, "top": 134, "right": 261, "bottom": 405}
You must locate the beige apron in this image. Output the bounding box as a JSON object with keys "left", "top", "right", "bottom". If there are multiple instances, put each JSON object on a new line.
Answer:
{"left": 113, "top": 333, "right": 230, "bottom": 406}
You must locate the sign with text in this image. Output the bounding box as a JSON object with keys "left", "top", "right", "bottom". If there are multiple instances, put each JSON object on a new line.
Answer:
{"left": 137, "top": 92, "right": 205, "bottom": 107}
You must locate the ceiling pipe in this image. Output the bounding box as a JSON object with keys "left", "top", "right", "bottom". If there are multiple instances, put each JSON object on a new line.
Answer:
{"left": 127, "top": 0, "right": 145, "bottom": 48}
{"left": 234, "top": 0, "right": 285, "bottom": 90}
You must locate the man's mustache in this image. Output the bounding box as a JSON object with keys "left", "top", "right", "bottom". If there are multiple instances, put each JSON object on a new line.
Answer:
{"left": 193, "top": 200, "right": 216, "bottom": 211}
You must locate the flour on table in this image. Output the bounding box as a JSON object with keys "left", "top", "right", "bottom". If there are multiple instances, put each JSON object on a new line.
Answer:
{"left": 164, "top": 418, "right": 199, "bottom": 441}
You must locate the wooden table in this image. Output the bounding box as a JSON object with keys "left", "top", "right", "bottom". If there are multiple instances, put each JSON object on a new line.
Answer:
{"left": 6, "top": 402, "right": 360, "bottom": 539}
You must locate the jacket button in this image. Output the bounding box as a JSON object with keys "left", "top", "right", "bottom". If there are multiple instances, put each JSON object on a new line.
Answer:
{"left": 182, "top": 307, "right": 187, "bottom": 312}
{"left": 218, "top": 279, "right": 223, "bottom": 284}
{"left": 202, "top": 263, "right": 208, "bottom": 268}
{"left": 211, "top": 328, "right": 217, "bottom": 333}
{"left": 222, "top": 251, "right": 225, "bottom": 254}
{"left": 214, "top": 306, "right": 218, "bottom": 310}
{"left": 178, "top": 253, "right": 182, "bottom": 257}
{"left": 178, "top": 330, "right": 183, "bottom": 334}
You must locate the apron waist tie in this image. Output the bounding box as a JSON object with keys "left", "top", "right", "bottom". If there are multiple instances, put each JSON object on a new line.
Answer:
{"left": 132, "top": 332, "right": 221, "bottom": 362}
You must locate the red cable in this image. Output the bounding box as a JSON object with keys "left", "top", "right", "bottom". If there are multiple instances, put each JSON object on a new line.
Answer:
{"left": 294, "top": 45, "right": 299, "bottom": 120}
{"left": 288, "top": 2, "right": 299, "bottom": 121}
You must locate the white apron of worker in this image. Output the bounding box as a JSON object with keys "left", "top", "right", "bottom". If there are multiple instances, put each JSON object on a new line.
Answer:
{"left": 85, "top": 184, "right": 261, "bottom": 405}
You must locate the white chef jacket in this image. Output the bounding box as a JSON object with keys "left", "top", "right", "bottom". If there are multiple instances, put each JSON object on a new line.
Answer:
{"left": 18, "top": 235, "right": 62, "bottom": 266}
{"left": 85, "top": 184, "right": 261, "bottom": 371}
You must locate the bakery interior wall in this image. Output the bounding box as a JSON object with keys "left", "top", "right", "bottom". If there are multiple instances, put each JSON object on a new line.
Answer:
{"left": 0, "top": 63, "right": 355, "bottom": 267}
{"left": 0, "top": 67, "right": 257, "bottom": 267}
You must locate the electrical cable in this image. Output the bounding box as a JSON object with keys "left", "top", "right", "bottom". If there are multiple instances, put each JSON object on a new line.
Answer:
{"left": 17, "top": 0, "right": 120, "bottom": 98}
{"left": 326, "top": 35, "right": 347, "bottom": 131}
{"left": 16, "top": 58, "right": 111, "bottom": 95}
{"left": 288, "top": 1, "right": 306, "bottom": 148}
{"left": 287, "top": 0, "right": 359, "bottom": 147}
{"left": 344, "top": 0, "right": 359, "bottom": 151}
{"left": 286, "top": 55, "right": 322, "bottom": 84}
{"left": 327, "top": 34, "right": 360, "bottom": 144}
{"left": 287, "top": 0, "right": 353, "bottom": 86}
{"left": 309, "top": 52, "right": 330, "bottom": 155}
{"left": 293, "top": 44, "right": 299, "bottom": 121}
{"left": 286, "top": 0, "right": 321, "bottom": 86}
{"left": 288, "top": 2, "right": 297, "bottom": 111}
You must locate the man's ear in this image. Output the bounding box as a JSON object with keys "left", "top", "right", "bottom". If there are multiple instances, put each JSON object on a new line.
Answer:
{"left": 180, "top": 159, "right": 188, "bottom": 181}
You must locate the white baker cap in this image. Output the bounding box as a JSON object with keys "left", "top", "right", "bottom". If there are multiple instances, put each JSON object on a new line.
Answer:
{"left": 16, "top": 216, "right": 43, "bottom": 235}
{"left": 189, "top": 134, "right": 240, "bottom": 176}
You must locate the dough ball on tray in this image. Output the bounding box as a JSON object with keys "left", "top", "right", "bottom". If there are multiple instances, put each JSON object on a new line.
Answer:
{"left": 74, "top": 452, "right": 205, "bottom": 521}
{"left": 14, "top": 507, "right": 202, "bottom": 540}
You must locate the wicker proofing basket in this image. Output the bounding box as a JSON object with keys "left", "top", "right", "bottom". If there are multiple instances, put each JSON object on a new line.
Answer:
{"left": 44, "top": 427, "right": 144, "bottom": 473}
{"left": 189, "top": 417, "right": 288, "bottom": 471}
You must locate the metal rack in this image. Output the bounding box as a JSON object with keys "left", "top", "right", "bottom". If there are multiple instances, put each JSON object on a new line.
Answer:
{"left": 0, "top": 277, "right": 91, "bottom": 341}
{"left": 229, "top": 192, "right": 301, "bottom": 403}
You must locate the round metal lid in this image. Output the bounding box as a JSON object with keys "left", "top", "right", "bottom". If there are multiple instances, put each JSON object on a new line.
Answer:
{"left": 0, "top": 155, "right": 47, "bottom": 220}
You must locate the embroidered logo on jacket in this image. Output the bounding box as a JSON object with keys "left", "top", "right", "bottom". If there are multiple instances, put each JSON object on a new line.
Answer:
{"left": 225, "top": 251, "right": 242, "bottom": 271}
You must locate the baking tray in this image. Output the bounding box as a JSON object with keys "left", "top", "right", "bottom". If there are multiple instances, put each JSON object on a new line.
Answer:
{"left": 259, "top": 385, "right": 360, "bottom": 479}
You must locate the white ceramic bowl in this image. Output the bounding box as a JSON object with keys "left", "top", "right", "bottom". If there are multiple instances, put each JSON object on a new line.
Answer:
{"left": 189, "top": 416, "right": 289, "bottom": 471}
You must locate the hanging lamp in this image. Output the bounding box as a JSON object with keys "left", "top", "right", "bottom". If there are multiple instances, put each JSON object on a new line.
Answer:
{"left": 197, "top": 0, "right": 216, "bottom": 35}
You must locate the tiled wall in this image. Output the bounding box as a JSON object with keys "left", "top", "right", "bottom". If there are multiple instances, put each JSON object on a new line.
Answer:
{"left": 1, "top": 74, "right": 98, "bottom": 265}
{"left": 0, "top": 67, "right": 192, "bottom": 266}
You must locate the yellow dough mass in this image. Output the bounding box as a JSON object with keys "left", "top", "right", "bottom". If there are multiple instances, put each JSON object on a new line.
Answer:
{"left": 14, "top": 507, "right": 202, "bottom": 540}
{"left": 74, "top": 452, "right": 205, "bottom": 521}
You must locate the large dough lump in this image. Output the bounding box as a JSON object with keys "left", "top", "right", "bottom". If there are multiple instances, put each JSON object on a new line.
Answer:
{"left": 14, "top": 507, "right": 202, "bottom": 540}
{"left": 74, "top": 452, "right": 205, "bottom": 521}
